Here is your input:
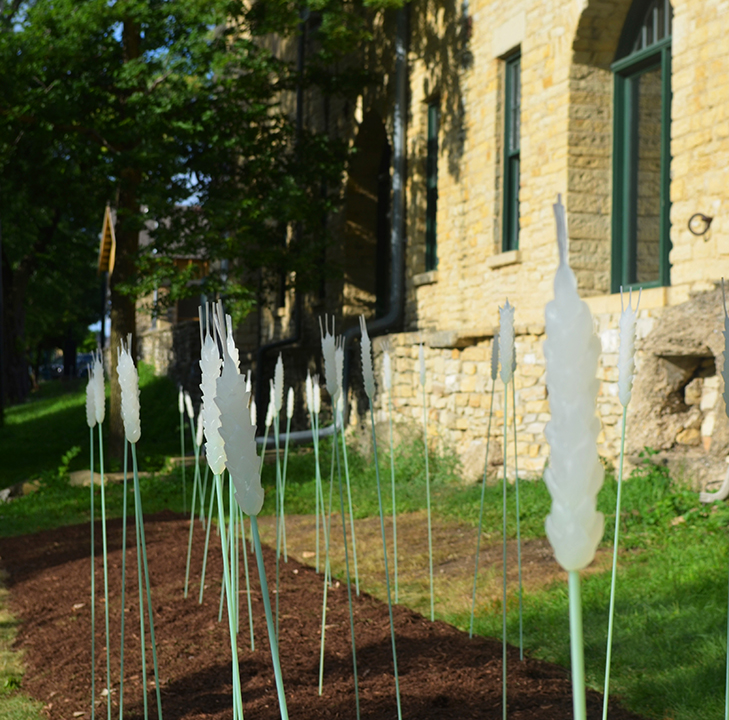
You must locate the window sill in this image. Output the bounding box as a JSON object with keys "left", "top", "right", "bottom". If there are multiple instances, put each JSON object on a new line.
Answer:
{"left": 413, "top": 270, "right": 439, "bottom": 287}
{"left": 486, "top": 249, "right": 521, "bottom": 269}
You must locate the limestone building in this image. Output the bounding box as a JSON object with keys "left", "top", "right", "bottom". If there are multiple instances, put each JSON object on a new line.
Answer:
{"left": 341, "top": 0, "right": 729, "bottom": 486}
{"left": 143, "top": 0, "right": 729, "bottom": 488}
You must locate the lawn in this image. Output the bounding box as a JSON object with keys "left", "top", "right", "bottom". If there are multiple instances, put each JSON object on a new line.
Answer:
{"left": 0, "top": 377, "right": 728, "bottom": 720}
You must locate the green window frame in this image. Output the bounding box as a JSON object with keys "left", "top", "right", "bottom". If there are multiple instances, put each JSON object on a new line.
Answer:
{"left": 611, "top": 0, "right": 672, "bottom": 292}
{"left": 502, "top": 52, "right": 521, "bottom": 252}
{"left": 425, "top": 102, "right": 439, "bottom": 271}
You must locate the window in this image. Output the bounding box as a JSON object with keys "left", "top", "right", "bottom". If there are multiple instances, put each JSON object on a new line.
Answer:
{"left": 502, "top": 52, "right": 521, "bottom": 252}
{"left": 425, "top": 102, "right": 438, "bottom": 271}
{"left": 612, "top": 0, "right": 672, "bottom": 291}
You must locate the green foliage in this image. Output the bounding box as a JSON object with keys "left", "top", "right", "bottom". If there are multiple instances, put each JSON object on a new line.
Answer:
{"left": 0, "top": 0, "right": 380, "bottom": 334}
{"left": 260, "top": 430, "right": 462, "bottom": 518}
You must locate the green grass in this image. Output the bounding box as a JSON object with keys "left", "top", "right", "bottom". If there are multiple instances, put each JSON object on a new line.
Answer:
{"left": 0, "top": 363, "right": 179, "bottom": 489}
{"left": 444, "top": 455, "right": 729, "bottom": 720}
{"left": 1, "top": 376, "right": 729, "bottom": 720}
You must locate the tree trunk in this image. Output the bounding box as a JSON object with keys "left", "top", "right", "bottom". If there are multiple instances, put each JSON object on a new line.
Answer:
{"left": 108, "top": 168, "right": 141, "bottom": 462}
{"left": 108, "top": 16, "right": 143, "bottom": 463}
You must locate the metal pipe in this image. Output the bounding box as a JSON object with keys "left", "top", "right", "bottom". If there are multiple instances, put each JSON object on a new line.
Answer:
{"left": 341, "top": 5, "right": 408, "bottom": 407}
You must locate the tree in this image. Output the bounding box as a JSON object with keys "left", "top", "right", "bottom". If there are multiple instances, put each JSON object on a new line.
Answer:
{"left": 0, "top": 0, "right": 363, "bottom": 458}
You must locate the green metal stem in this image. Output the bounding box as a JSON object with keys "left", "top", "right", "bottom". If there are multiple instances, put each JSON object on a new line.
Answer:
{"left": 200, "top": 464, "right": 209, "bottom": 527}
{"left": 198, "top": 472, "right": 217, "bottom": 604}
{"left": 183, "top": 448, "right": 200, "bottom": 599}
{"left": 131, "top": 443, "right": 163, "bottom": 720}
{"left": 339, "top": 408, "right": 359, "bottom": 596}
{"left": 280, "top": 415, "right": 292, "bottom": 562}
{"left": 98, "top": 424, "right": 112, "bottom": 720}
{"left": 119, "top": 442, "right": 129, "bottom": 720}
{"left": 422, "top": 383, "right": 434, "bottom": 622}
{"left": 387, "top": 395, "right": 398, "bottom": 604}
{"left": 89, "top": 426, "right": 95, "bottom": 720}
{"left": 469, "top": 379, "right": 496, "bottom": 638}
{"left": 333, "top": 420, "right": 360, "bottom": 719}
{"left": 133, "top": 461, "right": 149, "bottom": 720}
{"left": 240, "top": 509, "right": 255, "bottom": 651}
{"left": 317, "top": 422, "right": 335, "bottom": 695}
{"left": 725, "top": 541, "right": 729, "bottom": 720}
{"left": 214, "top": 473, "right": 245, "bottom": 720}
{"left": 569, "top": 571, "right": 587, "bottom": 720}
{"left": 603, "top": 406, "right": 628, "bottom": 720}
{"left": 502, "top": 385, "right": 508, "bottom": 720}
{"left": 369, "top": 408, "right": 402, "bottom": 720}
{"left": 312, "top": 412, "right": 322, "bottom": 573}
{"left": 250, "top": 515, "right": 289, "bottom": 720}
{"left": 274, "top": 419, "right": 282, "bottom": 641}
{"left": 180, "top": 409, "right": 186, "bottom": 515}
{"left": 511, "top": 380, "right": 523, "bottom": 660}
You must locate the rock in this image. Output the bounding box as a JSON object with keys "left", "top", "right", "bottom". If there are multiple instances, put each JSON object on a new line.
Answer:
{"left": 676, "top": 428, "right": 701, "bottom": 445}
{"left": 627, "top": 287, "right": 729, "bottom": 484}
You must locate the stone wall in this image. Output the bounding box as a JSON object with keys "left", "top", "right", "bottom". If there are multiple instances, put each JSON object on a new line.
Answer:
{"left": 362, "top": 286, "right": 726, "bottom": 491}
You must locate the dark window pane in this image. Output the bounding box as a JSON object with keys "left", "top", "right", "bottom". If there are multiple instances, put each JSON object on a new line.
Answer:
{"left": 425, "top": 103, "right": 438, "bottom": 271}
{"left": 632, "top": 64, "right": 663, "bottom": 284}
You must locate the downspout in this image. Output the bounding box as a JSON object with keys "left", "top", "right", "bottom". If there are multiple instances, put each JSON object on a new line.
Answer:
{"left": 341, "top": 5, "right": 408, "bottom": 404}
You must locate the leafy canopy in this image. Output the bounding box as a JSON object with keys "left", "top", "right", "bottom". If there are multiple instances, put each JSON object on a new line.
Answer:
{"left": 0, "top": 0, "right": 387, "bottom": 326}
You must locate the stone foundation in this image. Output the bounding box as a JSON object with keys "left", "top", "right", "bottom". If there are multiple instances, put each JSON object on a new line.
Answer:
{"left": 361, "top": 287, "right": 727, "bottom": 490}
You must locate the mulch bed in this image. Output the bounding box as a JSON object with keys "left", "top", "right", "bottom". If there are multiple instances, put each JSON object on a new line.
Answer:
{"left": 0, "top": 510, "right": 646, "bottom": 719}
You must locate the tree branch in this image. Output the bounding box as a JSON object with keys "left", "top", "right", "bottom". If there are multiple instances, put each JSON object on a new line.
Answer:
{"left": 0, "top": 106, "right": 123, "bottom": 153}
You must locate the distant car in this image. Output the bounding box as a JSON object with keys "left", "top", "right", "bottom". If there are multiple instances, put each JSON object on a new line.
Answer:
{"left": 38, "top": 362, "right": 63, "bottom": 381}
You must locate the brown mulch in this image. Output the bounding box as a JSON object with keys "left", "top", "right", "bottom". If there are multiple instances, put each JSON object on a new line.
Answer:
{"left": 0, "top": 511, "right": 647, "bottom": 719}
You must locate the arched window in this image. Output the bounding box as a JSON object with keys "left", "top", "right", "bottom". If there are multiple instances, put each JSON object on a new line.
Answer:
{"left": 611, "top": 0, "right": 672, "bottom": 291}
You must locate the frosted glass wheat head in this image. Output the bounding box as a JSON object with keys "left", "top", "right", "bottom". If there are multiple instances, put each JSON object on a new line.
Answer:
{"left": 543, "top": 197, "right": 604, "bottom": 572}
{"left": 215, "top": 328, "right": 264, "bottom": 516}
{"left": 196, "top": 408, "right": 204, "bottom": 448}
{"left": 85, "top": 369, "right": 96, "bottom": 429}
{"left": 383, "top": 348, "right": 392, "bottom": 391}
{"left": 178, "top": 387, "right": 184, "bottom": 414}
{"left": 265, "top": 401, "right": 274, "bottom": 429}
{"left": 305, "top": 371, "right": 313, "bottom": 414}
{"left": 117, "top": 336, "right": 141, "bottom": 444}
{"left": 274, "top": 354, "right": 284, "bottom": 414}
{"left": 184, "top": 391, "right": 194, "bottom": 420}
{"left": 490, "top": 333, "right": 500, "bottom": 381}
{"left": 250, "top": 398, "right": 257, "bottom": 427}
{"left": 92, "top": 352, "right": 105, "bottom": 425}
{"left": 319, "top": 315, "right": 339, "bottom": 400}
{"left": 313, "top": 375, "right": 321, "bottom": 415}
{"left": 269, "top": 378, "right": 278, "bottom": 418}
{"left": 287, "top": 387, "right": 294, "bottom": 419}
{"left": 499, "top": 301, "right": 515, "bottom": 385}
{"left": 359, "top": 315, "right": 376, "bottom": 400}
{"left": 335, "top": 344, "right": 344, "bottom": 404}
{"left": 419, "top": 343, "right": 426, "bottom": 386}
{"left": 199, "top": 311, "right": 225, "bottom": 475}
{"left": 618, "top": 288, "right": 639, "bottom": 407}
{"left": 225, "top": 315, "right": 240, "bottom": 372}
{"left": 245, "top": 370, "right": 252, "bottom": 394}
